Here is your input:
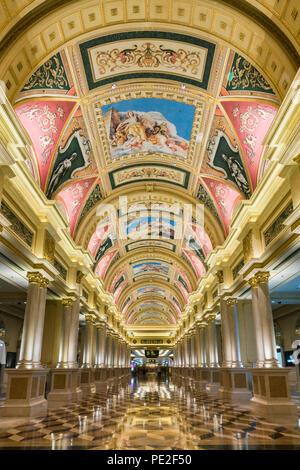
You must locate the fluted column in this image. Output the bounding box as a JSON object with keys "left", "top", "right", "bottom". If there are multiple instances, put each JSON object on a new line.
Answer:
{"left": 32, "top": 276, "right": 49, "bottom": 368}
{"left": 106, "top": 332, "right": 113, "bottom": 368}
{"left": 81, "top": 315, "right": 95, "bottom": 368}
{"left": 68, "top": 297, "right": 80, "bottom": 368}
{"left": 195, "top": 323, "right": 207, "bottom": 367}
{"left": 249, "top": 272, "right": 279, "bottom": 368}
{"left": 206, "top": 315, "right": 219, "bottom": 367}
{"left": 220, "top": 298, "right": 242, "bottom": 367}
{"left": 17, "top": 272, "right": 48, "bottom": 369}
{"left": 97, "top": 323, "right": 106, "bottom": 367}
{"left": 57, "top": 298, "right": 73, "bottom": 368}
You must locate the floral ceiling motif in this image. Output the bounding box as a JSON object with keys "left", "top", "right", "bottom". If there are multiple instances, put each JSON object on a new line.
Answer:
{"left": 12, "top": 33, "right": 280, "bottom": 326}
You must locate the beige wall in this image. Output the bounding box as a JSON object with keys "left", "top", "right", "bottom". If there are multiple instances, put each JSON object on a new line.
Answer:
{"left": 0, "top": 311, "right": 23, "bottom": 354}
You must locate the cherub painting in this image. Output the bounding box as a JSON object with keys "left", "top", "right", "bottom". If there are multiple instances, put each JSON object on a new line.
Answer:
{"left": 102, "top": 98, "right": 195, "bottom": 158}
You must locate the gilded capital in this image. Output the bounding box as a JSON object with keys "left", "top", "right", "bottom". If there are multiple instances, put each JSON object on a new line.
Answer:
{"left": 225, "top": 298, "right": 237, "bottom": 306}
{"left": 207, "top": 314, "right": 216, "bottom": 323}
{"left": 85, "top": 314, "right": 95, "bottom": 324}
{"left": 249, "top": 271, "right": 270, "bottom": 287}
{"left": 62, "top": 298, "right": 73, "bottom": 307}
{"left": 27, "top": 272, "right": 42, "bottom": 284}
{"left": 40, "top": 277, "right": 49, "bottom": 288}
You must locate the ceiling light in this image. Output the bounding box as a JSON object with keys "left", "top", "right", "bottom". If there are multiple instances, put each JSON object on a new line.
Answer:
{"left": 181, "top": 84, "right": 186, "bottom": 89}
{"left": 111, "top": 84, "right": 116, "bottom": 89}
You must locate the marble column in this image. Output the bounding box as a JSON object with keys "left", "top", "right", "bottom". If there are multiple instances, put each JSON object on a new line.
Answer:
{"left": 18, "top": 272, "right": 46, "bottom": 369}
{"left": 249, "top": 272, "right": 279, "bottom": 368}
{"left": 57, "top": 298, "right": 73, "bottom": 368}
{"left": 248, "top": 271, "right": 297, "bottom": 422}
{"left": 94, "top": 323, "right": 108, "bottom": 391}
{"left": 206, "top": 315, "right": 221, "bottom": 393}
{"left": 219, "top": 298, "right": 251, "bottom": 401}
{"left": 206, "top": 316, "right": 219, "bottom": 367}
{"left": 220, "top": 298, "right": 241, "bottom": 368}
{"left": 0, "top": 272, "right": 49, "bottom": 417}
{"left": 80, "top": 315, "right": 96, "bottom": 394}
{"left": 47, "top": 297, "right": 82, "bottom": 406}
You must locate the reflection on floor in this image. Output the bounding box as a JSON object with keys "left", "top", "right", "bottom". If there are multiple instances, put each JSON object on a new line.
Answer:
{"left": 0, "top": 375, "right": 300, "bottom": 450}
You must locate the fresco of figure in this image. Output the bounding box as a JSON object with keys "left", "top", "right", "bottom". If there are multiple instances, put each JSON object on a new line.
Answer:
{"left": 221, "top": 153, "right": 251, "bottom": 198}
{"left": 46, "top": 152, "right": 78, "bottom": 198}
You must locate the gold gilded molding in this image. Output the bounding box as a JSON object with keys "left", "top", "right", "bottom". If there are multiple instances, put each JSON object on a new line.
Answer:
{"left": 76, "top": 270, "right": 84, "bottom": 284}
{"left": 207, "top": 314, "right": 216, "bottom": 323}
{"left": 243, "top": 229, "right": 253, "bottom": 263}
{"left": 216, "top": 270, "right": 224, "bottom": 283}
{"left": 44, "top": 230, "right": 55, "bottom": 265}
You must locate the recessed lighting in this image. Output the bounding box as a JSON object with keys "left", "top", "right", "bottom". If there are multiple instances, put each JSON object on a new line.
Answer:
{"left": 111, "top": 84, "right": 116, "bottom": 89}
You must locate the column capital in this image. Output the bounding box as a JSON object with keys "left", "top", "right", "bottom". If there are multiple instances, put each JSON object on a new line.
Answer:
{"left": 27, "top": 272, "right": 43, "bottom": 284}
{"left": 40, "top": 277, "right": 49, "bottom": 288}
{"left": 62, "top": 298, "right": 73, "bottom": 307}
{"left": 85, "top": 314, "right": 95, "bottom": 324}
{"left": 249, "top": 271, "right": 270, "bottom": 287}
{"left": 206, "top": 314, "right": 216, "bottom": 323}
{"left": 225, "top": 297, "right": 237, "bottom": 306}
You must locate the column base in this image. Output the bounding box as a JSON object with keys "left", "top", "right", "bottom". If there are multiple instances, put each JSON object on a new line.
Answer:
{"left": 249, "top": 368, "right": 298, "bottom": 425}
{"left": 80, "top": 368, "right": 96, "bottom": 395}
{"left": 205, "top": 368, "right": 221, "bottom": 394}
{"left": 47, "top": 368, "right": 82, "bottom": 407}
{"left": 219, "top": 368, "right": 252, "bottom": 401}
{"left": 0, "top": 368, "right": 48, "bottom": 417}
{"left": 94, "top": 368, "right": 108, "bottom": 392}
{"left": 194, "top": 368, "right": 209, "bottom": 390}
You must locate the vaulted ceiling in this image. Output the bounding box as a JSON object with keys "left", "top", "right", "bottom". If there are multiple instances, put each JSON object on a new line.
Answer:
{"left": 2, "top": 0, "right": 298, "bottom": 330}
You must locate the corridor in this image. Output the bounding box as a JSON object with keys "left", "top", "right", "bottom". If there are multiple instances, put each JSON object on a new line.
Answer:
{"left": 0, "top": 376, "right": 300, "bottom": 450}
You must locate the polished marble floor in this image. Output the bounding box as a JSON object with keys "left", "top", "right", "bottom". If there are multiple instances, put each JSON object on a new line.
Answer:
{"left": 0, "top": 374, "right": 300, "bottom": 450}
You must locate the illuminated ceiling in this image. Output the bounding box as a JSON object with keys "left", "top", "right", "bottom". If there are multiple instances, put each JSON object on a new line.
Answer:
{"left": 2, "top": 0, "right": 297, "bottom": 331}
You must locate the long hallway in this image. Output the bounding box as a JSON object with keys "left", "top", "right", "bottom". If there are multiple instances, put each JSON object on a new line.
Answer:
{"left": 0, "top": 375, "right": 300, "bottom": 451}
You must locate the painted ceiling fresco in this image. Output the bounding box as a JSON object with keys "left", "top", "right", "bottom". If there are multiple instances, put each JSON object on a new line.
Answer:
{"left": 13, "top": 32, "right": 280, "bottom": 327}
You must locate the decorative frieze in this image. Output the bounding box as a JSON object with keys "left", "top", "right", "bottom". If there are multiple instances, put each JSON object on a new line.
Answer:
{"left": 54, "top": 258, "right": 67, "bottom": 280}
{"left": 1, "top": 201, "right": 33, "bottom": 247}
{"left": 263, "top": 201, "right": 293, "bottom": 246}
{"left": 232, "top": 258, "right": 244, "bottom": 280}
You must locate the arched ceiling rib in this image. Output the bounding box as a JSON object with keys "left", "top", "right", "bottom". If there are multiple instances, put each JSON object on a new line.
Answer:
{"left": 4, "top": 3, "right": 288, "bottom": 329}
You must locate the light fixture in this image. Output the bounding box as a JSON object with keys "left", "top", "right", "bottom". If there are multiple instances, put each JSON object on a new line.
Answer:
{"left": 181, "top": 84, "right": 186, "bottom": 89}
{"left": 111, "top": 84, "right": 116, "bottom": 89}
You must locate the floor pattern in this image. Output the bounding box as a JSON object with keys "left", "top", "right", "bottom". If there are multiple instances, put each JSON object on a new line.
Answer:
{"left": 0, "top": 376, "right": 300, "bottom": 450}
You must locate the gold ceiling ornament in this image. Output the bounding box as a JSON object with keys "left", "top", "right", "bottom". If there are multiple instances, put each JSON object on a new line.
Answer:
{"left": 225, "top": 297, "right": 237, "bottom": 306}
{"left": 27, "top": 272, "right": 43, "bottom": 284}
{"left": 243, "top": 229, "right": 253, "bottom": 263}
{"left": 292, "top": 154, "right": 300, "bottom": 165}
{"left": 76, "top": 270, "right": 84, "bottom": 284}
{"left": 216, "top": 270, "right": 224, "bottom": 284}
{"left": 62, "top": 298, "right": 73, "bottom": 307}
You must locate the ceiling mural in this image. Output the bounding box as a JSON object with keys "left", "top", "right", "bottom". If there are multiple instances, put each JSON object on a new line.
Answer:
{"left": 79, "top": 31, "right": 216, "bottom": 90}
{"left": 12, "top": 24, "right": 281, "bottom": 328}
{"left": 102, "top": 98, "right": 194, "bottom": 159}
